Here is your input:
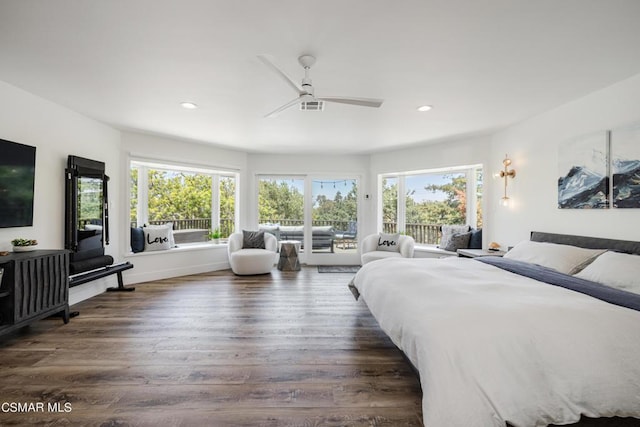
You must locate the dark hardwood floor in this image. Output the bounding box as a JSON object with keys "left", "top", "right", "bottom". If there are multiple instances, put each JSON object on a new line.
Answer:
{"left": 0, "top": 267, "right": 423, "bottom": 426}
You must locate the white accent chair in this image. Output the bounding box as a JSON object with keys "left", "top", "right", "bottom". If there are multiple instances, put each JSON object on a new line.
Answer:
{"left": 361, "top": 233, "right": 416, "bottom": 265}
{"left": 228, "top": 232, "right": 278, "bottom": 275}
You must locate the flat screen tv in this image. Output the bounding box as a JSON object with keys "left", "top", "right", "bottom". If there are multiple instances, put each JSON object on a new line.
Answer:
{"left": 0, "top": 138, "right": 36, "bottom": 228}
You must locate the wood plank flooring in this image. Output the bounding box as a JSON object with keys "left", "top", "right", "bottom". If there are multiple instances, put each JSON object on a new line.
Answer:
{"left": 0, "top": 267, "right": 423, "bottom": 426}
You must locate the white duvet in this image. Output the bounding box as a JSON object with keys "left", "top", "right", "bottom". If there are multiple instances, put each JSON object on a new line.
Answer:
{"left": 352, "top": 257, "right": 640, "bottom": 427}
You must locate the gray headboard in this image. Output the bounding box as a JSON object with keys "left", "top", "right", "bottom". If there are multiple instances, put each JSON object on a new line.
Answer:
{"left": 530, "top": 231, "right": 640, "bottom": 255}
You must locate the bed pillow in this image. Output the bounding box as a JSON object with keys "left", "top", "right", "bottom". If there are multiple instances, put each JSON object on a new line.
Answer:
{"left": 443, "top": 232, "right": 471, "bottom": 252}
{"left": 143, "top": 225, "right": 172, "bottom": 251}
{"left": 243, "top": 230, "right": 266, "bottom": 249}
{"left": 377, "top": 232, "right": 401, "bottom": 252}
{"left": 575, "top": 251, "right": 640, "bottom": 293}
{"left": 439, "top": 225, "right": 471, "bottom": 249}
{"left": 503, "top": 240, "right": 605, "bottom": 275}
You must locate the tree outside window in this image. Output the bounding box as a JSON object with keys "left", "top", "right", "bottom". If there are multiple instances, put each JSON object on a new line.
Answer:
{"left": 381, "top": 167, "right": 482, "bottom": 244}
{"left": 130, "top": 161, "right": 238, "bottom": 243}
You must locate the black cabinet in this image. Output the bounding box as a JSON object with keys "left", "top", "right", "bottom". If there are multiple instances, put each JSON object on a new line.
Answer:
{"left": 0, "top": 250, "right": 70, "bottom": 337}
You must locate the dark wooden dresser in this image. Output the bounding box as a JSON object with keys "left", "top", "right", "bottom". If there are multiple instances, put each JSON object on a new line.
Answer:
{"left": 0, "top": 250, "right": 70, "bottom": 337}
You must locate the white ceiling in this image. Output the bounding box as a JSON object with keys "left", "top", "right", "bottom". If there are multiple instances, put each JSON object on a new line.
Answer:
{"left": 1, "top": 1, "right": 640, "bottom": 155}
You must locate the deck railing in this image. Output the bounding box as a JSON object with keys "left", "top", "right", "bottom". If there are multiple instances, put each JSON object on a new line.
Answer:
{"left": 262, "top": 219, "right": 443, "bottom": 245}
{"left": 260, "top": 219, "right": 354, "bottom": 231}
{"left": 131, "top": 218, "right": 235, "bottom": 238}
{"left": 132, "top": 218, "right": 445, "bottom": 245}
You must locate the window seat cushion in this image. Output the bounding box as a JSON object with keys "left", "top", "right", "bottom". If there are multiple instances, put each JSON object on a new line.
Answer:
{"left": 414, "top": 245, "right": 459, "bottom": 259}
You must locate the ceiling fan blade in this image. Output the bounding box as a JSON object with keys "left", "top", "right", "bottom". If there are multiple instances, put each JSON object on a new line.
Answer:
{"left": 257, "top": 55, "right": 303, "bottom": 95}
{"left": 318, "top": 97, "right": 384, "bottom": 108}
{"left": 264, "top": 97, "right": 301, "bottom": 118}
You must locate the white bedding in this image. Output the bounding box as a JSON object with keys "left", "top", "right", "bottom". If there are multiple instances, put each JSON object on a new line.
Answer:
{"left": 352, "top": 257, "right": 640, "bottom": 427}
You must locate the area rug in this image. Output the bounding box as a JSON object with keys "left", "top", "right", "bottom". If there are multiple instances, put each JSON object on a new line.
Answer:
{"left": 317, "top": 265, "right": 361, "bottom": 273}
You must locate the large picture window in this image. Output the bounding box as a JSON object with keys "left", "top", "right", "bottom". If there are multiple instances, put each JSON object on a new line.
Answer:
{"left": 130, "top": 159, "right": 238, "bottom": 245}
{"left": 380, "top": 166, "right": 482, "bottom": 245}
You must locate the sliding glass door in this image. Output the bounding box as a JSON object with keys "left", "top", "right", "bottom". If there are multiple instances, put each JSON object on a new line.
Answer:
{"left": 257, "top": 174, "right": 360, "bottom": 265}
{"left": 311, "top": 178, "right": 358, "bottom": 255}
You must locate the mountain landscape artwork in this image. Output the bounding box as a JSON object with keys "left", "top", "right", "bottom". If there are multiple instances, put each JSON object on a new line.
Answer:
{"left": 612, "top": 125, "right": 640, "bottom": 208}
{"left": 558, "top": 131, "right": 609, "bottom": 209}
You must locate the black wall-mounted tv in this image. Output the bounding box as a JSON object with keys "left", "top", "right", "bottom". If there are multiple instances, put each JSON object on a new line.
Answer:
{"left": 0, "top": 138, "right": 36, "bottom": 228}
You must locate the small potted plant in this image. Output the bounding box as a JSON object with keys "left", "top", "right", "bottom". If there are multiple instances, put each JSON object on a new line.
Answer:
{"left": 11, "top": 238, "right": 38, "bottom": 252}
{"left": 208, "top": 228, "right": 221, "bottom": 244}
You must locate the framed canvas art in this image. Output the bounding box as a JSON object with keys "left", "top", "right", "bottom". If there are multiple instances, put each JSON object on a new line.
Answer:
{"left": 612, "top": 125, "right": 640, "bottom": 208}
{"left": 558, "top": 131, "right": 609, "bottom": 209}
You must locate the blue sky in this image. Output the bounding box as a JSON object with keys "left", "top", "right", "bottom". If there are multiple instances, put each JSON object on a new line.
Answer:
{"left": 405, "top": 174, "right": 458, "bottom": 202}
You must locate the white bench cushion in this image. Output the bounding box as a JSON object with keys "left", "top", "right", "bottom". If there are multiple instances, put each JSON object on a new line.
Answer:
{"left": 362, "top": 251, "right": 403, "bottom": 265}
{"left": 413, "top": 245, "right": 459, "bottom": 259}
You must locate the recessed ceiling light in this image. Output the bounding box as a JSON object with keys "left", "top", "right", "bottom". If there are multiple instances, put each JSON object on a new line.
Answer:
{"left": 417, "top": 105, "right": 433, "bottom": 112}
{"left": 180, "top": 102, "right": 198, "bottom": 109}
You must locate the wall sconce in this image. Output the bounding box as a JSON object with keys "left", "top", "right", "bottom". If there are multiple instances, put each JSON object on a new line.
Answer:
{"left": 498, "top": 154, "right": 516, "bottom": 206}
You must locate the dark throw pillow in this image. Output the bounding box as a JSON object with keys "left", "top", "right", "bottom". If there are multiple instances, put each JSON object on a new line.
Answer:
{"left": 468, "top": 228, "right": 482, "bottom": 249}
{"left": 243, "top": 230, "right": 266, "bottom": 249}
{"left": 443, "top": 232, "right": 471, "bottom": 252}
{"left": 131, "top": 227, "right": 144, "bottom": 253}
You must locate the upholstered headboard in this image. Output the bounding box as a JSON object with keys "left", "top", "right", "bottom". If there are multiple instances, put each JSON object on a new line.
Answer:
{"left": 530, "top": 231, "right": 640, "bottom": 256}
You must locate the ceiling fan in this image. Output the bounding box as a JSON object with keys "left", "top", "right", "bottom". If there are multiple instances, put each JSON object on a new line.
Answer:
{"left": 258, "top": 54, "right": 384, "bottom": 118}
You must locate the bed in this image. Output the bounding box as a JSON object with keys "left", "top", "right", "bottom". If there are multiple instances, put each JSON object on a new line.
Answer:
{"left": 350, "top": 232, "right": 640, "bottom": 427}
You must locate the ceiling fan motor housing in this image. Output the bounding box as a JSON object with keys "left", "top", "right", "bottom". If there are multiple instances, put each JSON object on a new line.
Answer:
{"left": 300, "top": 100, "right": 324, "bottom": 111}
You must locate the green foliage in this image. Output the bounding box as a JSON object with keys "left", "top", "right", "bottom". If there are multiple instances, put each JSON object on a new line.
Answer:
{"left": 382, "top": 178, "right": 398, "bottom": 223}
{"left": 383, "top": 173, "right": 483, "bottom": 227}
{"left": 258, "top": 179, "right": 357, "bottom": 229}
{"left": 313, "top": 182, "right": 357, "bottom": 223}
{"left": 130, "top": 168, "right": 138, "bottom": 223}
{"left": 209, "top": 228, "right": 221, "bottom": 239}
{"left": 416, "top": 174, "right": 467, "bottom": 225}
{"left": 130, "top": 168, "right": 237, "bottom": 237}
{"left": 11, "top": 238, "right": 37, "bottom": 247}
{"left": 77, "top": 177, "right": 103, "bottom": 222}
{"left": 219, "top": 177, "right": 235, "bottom": 237}
{"left": 258, "top": 180, "right": 304, "bottom": 222}
{"left": 147, "top": 170, "right": 212, "bottom": 221}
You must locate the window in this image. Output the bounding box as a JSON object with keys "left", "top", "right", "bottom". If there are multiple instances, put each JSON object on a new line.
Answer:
{"left": 381, "top": 177, "right": 398, "bottom": 233}
{"left": 130, "top": 160, "right": 238, "bottom": 245}
{"left": 258, "top": 177, "right": 304, "bottom": 227}
{"left": 380, "top": 166, "right": 482, "bottom": 244}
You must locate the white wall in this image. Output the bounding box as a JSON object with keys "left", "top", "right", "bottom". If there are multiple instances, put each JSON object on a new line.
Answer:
{"left": 490, "top": 73, "right": 640, "bottom": 248}
{"left": 0, "top": 81, "right": 122, "bottom": 304}
{"left": 121, "top": 131, "right": 247, "bottom": 284}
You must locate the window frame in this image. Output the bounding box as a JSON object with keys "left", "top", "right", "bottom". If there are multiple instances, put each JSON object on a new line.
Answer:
{"left": 378, "top": 164, "right": 482, "bottom": 243}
